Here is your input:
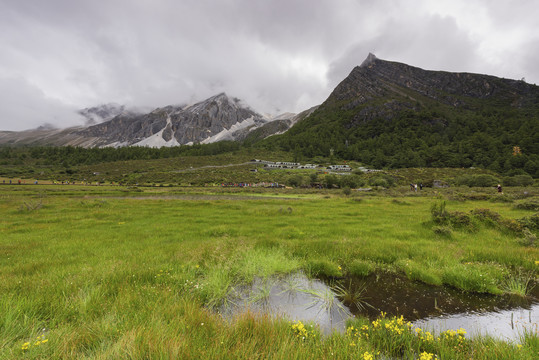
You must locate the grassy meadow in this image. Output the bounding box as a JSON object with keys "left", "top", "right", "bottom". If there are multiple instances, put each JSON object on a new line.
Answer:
{"left": 1, "top": 184, "right": 538, "bottom": 359}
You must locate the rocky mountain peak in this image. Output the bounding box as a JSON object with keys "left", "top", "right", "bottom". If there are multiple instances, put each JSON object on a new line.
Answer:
{"left": 360, "top": 53, "right": 378, "bottom": 68}
{"left": 78, "top": 103, "right": 126, "bottom": 125}
{"left": 325, "top": 52, "right": 538, "bottom": 112}
{"left": 72, "top": 93, "right": 271, "bottom": 147}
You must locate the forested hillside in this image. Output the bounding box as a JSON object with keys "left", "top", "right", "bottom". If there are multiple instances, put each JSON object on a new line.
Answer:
{"left": 262, "top": 55, "right": 539, "bottom": 177}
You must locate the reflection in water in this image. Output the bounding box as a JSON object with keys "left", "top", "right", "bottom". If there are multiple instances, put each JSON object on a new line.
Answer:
{"left": 220, "top": 272, "right": 539, "bottom": 341}
{"left": 341, "top": 272, "right": 539, "bottom": 341}
{"left": 219, "top": 272, "right": 351, "bottom": 334}
{"left": 414, "top": 306, "right": 539, "bottom": 342}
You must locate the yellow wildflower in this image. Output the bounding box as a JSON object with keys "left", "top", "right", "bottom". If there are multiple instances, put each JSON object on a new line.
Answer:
{"left": 419, "top": 352, "right": 434, "bottom": 360}
{"left": 363, "top": 351, "right": 374, "bottom": 360}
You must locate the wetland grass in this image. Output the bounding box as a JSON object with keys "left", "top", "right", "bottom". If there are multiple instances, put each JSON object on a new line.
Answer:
{"left": 1, "top": 185, "right": 538, "bottom": 358}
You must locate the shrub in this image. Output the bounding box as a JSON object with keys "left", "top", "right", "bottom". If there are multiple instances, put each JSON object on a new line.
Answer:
{"left": 287, "top": 174, "right": 305, "bottom": 187}
{"left": 324, "top": 175, "right": 339, "bottom": 188}
{"left": 518, "top": 213, "right": 539, "bottom": 230}
{"left": 430, "top": 201, "right": 448, "bottom": 224}
{"left": 518, "top": 228, "right": 537, "bottom": 247}
{"left": 448, "top": 211, "right": 474, "bottom": 229}
{"left": 452, "top": 193, "right": 490, "bottom": 201}
{"left": 368, "top": 174, "right": 396, "bottom": 188}
{"left": 339, "top": 174, "right": 365, "bottom": 188}
{"left": 503, "top": 174, "right": 534, "bottom": 187}
{"left": 456, "top": 174, "right": 500, "bottom": 187}
{"left": 498, "top": 218, "right": 524, "bottom": 234}
{"left": 342, "top": 187, "right": 351, "bottom": 196}
{"left": 513, "top": 198, "right": 539, "bottom": 211}
{"left": 369, "top": 177, "right": 389, "bottom": 187}
{"left": 470, "top": 208, "right": 501, "bottom": 223}
{"left": 431, "top": 202, "right": 475, "bottom": 230}
{"left": 433, "top": 226, "right": 452, "bottom": 237}
{"left": 489, "top": 194, "right": 514, "bottom": 203}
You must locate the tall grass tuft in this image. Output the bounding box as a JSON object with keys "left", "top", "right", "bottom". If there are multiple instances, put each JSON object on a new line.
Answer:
{"left": 502, "top": 270, "right": 535, "bottom": 297}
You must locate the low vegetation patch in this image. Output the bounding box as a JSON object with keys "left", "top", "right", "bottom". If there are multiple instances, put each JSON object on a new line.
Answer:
{"left": 348, "top": 259, "right": 376, "bottom": 277}
{"left": 514, "top": 198, "right": 539, "bottom": 211}
{"left": 1, "top": 185, "right": 538, "bottom": 358}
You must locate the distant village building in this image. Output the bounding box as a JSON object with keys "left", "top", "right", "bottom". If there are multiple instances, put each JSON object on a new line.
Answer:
{"left": 327, "top": 165, "right": 351, "bottom": 171}
{"left": 275, "top": 162, "right": 300, "bottom": 168}
{"left": 257, "top": 159, "right": 347, "bottom": 171}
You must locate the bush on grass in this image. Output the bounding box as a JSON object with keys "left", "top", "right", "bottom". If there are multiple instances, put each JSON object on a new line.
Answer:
{"left": 432, "top": 226, "right": 452, "bottom": 237}
{"left": 456, "top": 174, "right": 500, "bottom": 187}
{"left": 503, "top": 174, "right": 534, "bottom": 187}
{"left": 518, "top": 229, "right": 537, "bottom": 247}
{"left": 518, "top": 213, "right": 539, "bottom": 230}
{"left": 513, "top": 198, "right": 539, "bottom": 211}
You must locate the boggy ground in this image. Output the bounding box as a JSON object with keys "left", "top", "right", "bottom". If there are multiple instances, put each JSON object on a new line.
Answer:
{"left": 1, "top": 184, "right": 538, "bottom": 359}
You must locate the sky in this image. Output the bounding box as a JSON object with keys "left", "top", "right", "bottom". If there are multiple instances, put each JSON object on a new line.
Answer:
{"left": 1, "top": 0, "right": 538, "bottom": 131}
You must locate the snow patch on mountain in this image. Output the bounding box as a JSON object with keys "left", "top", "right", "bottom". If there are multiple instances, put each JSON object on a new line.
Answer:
{"left": 200, "top": 116, "right": 257, "bottom": 144}
{"left": 132, "top": 115, "right": 181, "bottom": 148}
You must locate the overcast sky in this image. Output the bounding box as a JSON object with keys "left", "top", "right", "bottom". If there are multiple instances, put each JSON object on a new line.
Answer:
{"left": 1, "top": 0, "right": 538, "bottom": 131}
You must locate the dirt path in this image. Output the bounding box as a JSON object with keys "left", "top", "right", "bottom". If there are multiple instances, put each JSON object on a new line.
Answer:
{"left": 174, "top": 162, "right": 253, "bottom": 173}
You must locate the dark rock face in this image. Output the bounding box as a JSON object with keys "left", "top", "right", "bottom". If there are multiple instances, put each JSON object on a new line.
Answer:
{"left": 326, "top": 54, "right": 537, "bottom": 111}
{"left": 312, "top": 53, "right": 539, "bottom": 131}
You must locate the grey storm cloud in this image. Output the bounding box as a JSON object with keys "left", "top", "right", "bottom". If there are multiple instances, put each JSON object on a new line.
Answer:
{"left": 0, "top": 0, "right": 538, "bottom": 130}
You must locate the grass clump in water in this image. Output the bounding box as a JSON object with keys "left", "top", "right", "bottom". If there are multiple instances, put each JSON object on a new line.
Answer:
{"left": 502, "top": 269, "right": 535, "bottom": 297}
{"left": 306, "top": 258, "right": 343, "bottom": 278}
{"left": 348, "top": 259, "right": 376, "bottom": 277}
{"left": 398, "top": 259, "right": 443, "bottom": 286}
{"left": 441, "top": 263, "right": 502, "bottom": 295}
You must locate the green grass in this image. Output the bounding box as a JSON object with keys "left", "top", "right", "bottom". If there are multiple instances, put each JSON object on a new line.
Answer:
{"left": 1, "top": 185, "right": 538, "bottom": 359}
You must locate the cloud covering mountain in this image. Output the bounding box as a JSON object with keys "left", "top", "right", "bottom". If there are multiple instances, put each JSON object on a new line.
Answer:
{"left": 1, "top": 0, "right": 538, "bottom": 130}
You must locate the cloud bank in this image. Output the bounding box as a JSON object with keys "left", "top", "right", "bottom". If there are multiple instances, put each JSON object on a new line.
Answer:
{"left": 0, "top": 0, "right": 538, "bottom": 130}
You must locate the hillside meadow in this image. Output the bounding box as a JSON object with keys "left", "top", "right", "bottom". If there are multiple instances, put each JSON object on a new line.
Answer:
{"left": 1, "top": 184, "right": 538, "bottom": 359}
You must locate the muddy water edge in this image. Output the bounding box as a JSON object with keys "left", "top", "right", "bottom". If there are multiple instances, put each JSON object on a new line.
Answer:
{"left": 328, "top": 272, "right": 539, "bottom": 340}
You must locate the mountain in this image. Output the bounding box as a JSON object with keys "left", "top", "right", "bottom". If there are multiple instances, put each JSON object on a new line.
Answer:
{"left": 76, "top": 93, "right": 273, "bottom": 147}
{"left": 242, "top": 106, "right": 319, "bottom": 144}
{"left": 0, "top": 93, "right": 290, "bottom": 148}
{"left": 267, "top": 54, "right": 539, "bottom": 176}
{"left": 78, "top": 103, "right": 127, "bottom": 125}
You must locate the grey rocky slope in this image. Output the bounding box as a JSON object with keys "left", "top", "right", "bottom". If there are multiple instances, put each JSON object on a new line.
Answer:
{"left": 0, "top": 93, "right": 301, "bottom": 148}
